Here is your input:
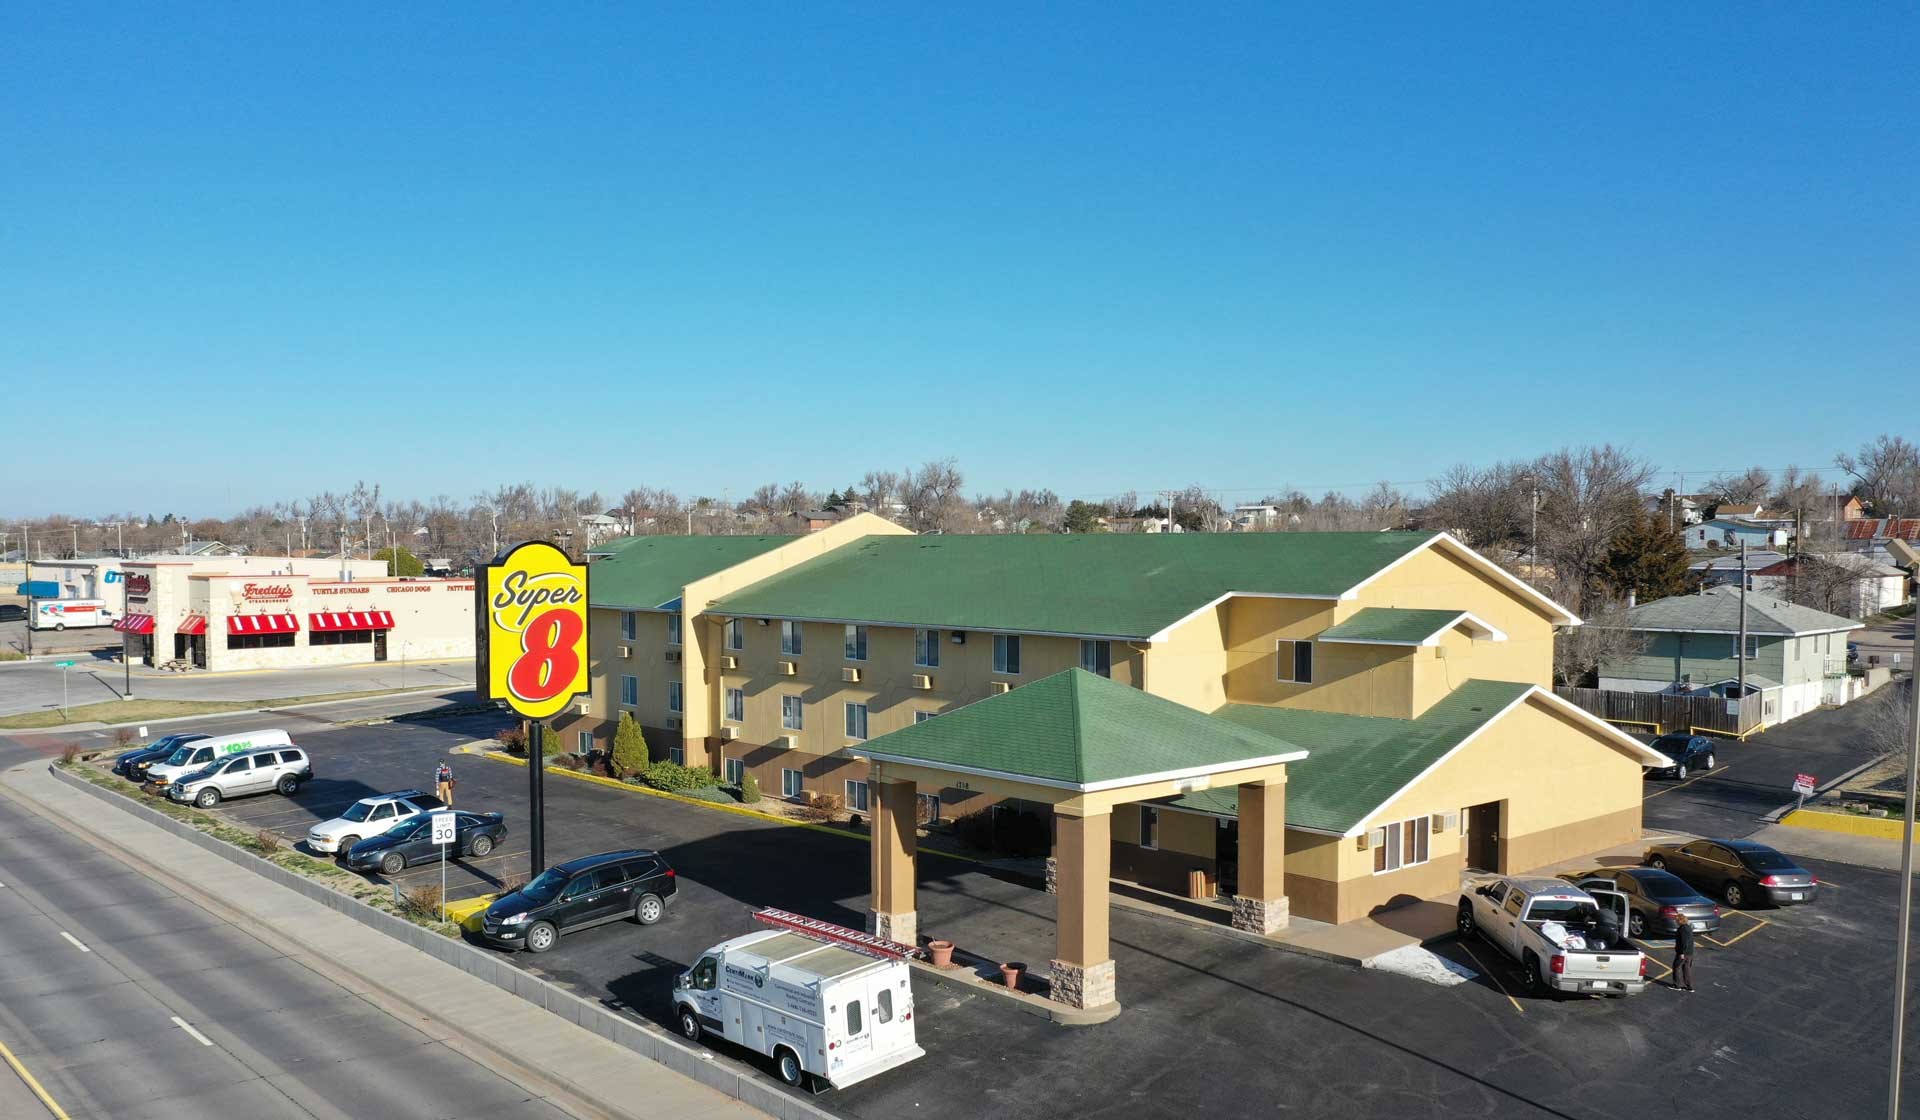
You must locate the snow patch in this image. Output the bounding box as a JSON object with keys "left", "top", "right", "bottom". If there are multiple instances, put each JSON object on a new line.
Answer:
{"left": 1363, "top": 944, "right": 1479, "bottom": 987}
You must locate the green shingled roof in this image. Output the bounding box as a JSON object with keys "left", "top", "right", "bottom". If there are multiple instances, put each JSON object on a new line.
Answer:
{"left": 1176, "top": 680, "right": 1537, "bottom": 834}
{"left": 1317, "top": 608, "right": 1478, "bottom": 645}
{"left": 588, "top": 536, "right": 798, "bottom": 610}
{"left": 711, "top": 531, "right": 1440, "bottom": 640}
{"left": 858, "top": 668, "right": 1306, "bottom": 789}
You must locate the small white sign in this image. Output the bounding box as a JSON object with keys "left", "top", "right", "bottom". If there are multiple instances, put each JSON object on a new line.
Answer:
{"left": 430, "top": 812, "right": 457, "bottom": 846}
{"left": 1792, "top": 773, "right": 1817, "bottom": 796}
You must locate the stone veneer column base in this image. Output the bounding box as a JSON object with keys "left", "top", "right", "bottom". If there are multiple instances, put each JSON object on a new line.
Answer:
{"left": 1231, "top": 895, "right": 1290, "bottom": 936}
{"left": 866, "top": 909, "right": 917, "bottom": 946}
{"left": 1044, "top": 856, "right": 1058, "bottom": 895}
{"left": 1048, "top": 959, "right": 1117, "bottom": 1009}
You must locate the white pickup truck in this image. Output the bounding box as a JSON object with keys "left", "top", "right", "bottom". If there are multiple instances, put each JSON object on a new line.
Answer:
{"left": 1457, "top": 876, "right": 1649, "bottom": 997}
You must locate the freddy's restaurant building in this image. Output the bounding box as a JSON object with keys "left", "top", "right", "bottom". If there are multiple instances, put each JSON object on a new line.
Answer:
{"left": 113, "top": 556, "right": 474, "bottom": 671}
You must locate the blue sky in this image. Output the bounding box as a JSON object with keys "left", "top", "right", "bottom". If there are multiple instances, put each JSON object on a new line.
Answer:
{"left": 3, "top": 4, "right": 1913, "bottom": 517}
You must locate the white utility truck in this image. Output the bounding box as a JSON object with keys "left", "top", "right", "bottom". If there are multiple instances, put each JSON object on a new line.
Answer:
{"left": 1457, "top": 876, "right": 1649, "bottom": 997}
{"left": 29, "top": 598, "right": 115, "bottom": 630}
{"left": 675, "top": 908, "right": 925, "bottom": 1090}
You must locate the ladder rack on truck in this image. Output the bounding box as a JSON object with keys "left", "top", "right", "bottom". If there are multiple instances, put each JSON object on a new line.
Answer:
{"left": 751, "top": 907, "right": 920, "bottom": 960}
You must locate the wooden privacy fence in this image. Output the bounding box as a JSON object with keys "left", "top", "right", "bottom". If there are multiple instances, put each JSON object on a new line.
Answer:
{"left": 1553, "top": 686, "right": 1763, "bottom": 737}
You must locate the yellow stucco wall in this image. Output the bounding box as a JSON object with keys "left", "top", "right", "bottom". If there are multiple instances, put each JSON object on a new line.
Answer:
{"left": 1145, "top": 602, "right": 1231, "bottom": 711}
{"left": 1344, "top": 541, "right": 1559, "bottom": 688}
{"left": 1220, "top": 597, "right": 1419, "bottom": 717}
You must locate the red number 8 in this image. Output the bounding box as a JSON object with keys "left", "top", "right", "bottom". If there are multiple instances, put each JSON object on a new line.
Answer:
{"left": 509, "top": 607, "right": 583, "bottom": 704}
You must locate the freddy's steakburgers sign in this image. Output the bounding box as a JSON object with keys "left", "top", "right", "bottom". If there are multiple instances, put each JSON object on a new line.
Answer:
{"left": 475, "top": 541, "right": 589, "bottom": 720}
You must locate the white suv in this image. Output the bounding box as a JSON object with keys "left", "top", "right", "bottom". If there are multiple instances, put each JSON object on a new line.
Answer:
{"left": 306, "top": 790, "right": 445, "bottom": 855}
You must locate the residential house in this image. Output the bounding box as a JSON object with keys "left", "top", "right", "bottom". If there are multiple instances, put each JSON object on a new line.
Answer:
{"left": 1688, "top": 551, "right": 1788, "bottom": 590}
{"left": 1684, "top": 518, "right": 1790, "bottom": 551}
{"left": 1232, "top": 504, "right": 1283, "bottom": 531}
{"left": 1753, "top": 554, "right": 1911, "bottom": 618}
{"left": 1595, "top": 586, "right": 1860, "bottom": 724}
{"left": 565, "top": 525, "right": 1666, "bottom": 926}
{"left": 1844, "top": 518, "right": 1920, "bottom": 555}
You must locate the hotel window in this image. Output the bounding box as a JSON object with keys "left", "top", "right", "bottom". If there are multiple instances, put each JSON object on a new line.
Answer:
{"left": 1080, "top": 639, "right": 1112, "bottom": 678}
{"left": 669, "top": 745, "right": 685, "bottom": 765}
{"left": 1277, "top": 639, "right": 1313, "bottom": 683}
{"left": 621, "top": 611, "right": 636, "bottom": 641}
{"left": 845, "top": 624, "right": 868, "bottom": 661}
{"left": 781, "top": 621, "right": 804, "bottom": 656}
{"left": 1372, "top": 816, "right": 1430, "bottom": 873}
{"left": 725, "top": 687, "right": 744, "bottom": 722}
{"left": 621, "top": 675, "right": 638, "bottom": 707}
{"left": 781, "top": 695, "right": 804, "bottom": 731}
{"left": 915, "top": 710, "right": 935, "bottom": 724}
{"left": 726, "top": 618, "right": 744, "bottom": 651}
{"left": 1138, "top": 806, "right": 1159, "bottom": 850}
{"left": 577, "top": 730, "right": 593, "bottom": 754}
{"left": 915, "top": 628, "right": 941, "bottom": 668}
{"left": 845, "top": 779, "right": 871, "bottom": 813}
{"left": 993, "top": 634, "right": 1022, "bottom": 674}
{"left": 667, "top": 681, "right": 683, "bottom": 713}
{"left": 844, "top": 702, "right": 869, "bottom": 741}
{"left": 782, "top": 768, "right": 803, "bottom": 799}
{"left": 724, "top": 757, "right": 745, "bottom": 785}
{"left": 666, "top": 614, "right": 682, "bottom": 646}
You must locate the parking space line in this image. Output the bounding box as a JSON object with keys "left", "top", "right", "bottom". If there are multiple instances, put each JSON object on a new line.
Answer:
{"left": 1644, "top": 765, "right": 1731, "bottom": 801}
{"left": 58, "top": 930, "right": 91, "bottom": 953}
{"left": 1456, "top": 942, "right": 1524, "bottom": 1016}
{"left": 169, "top": 1016, "right": 215, "bottom": 1047}
{"left": 1704, "top": 911, "right": 1770, "bottom": 948}
{"left": 1629, "top": 942, "right": 1674, "bottom": 982}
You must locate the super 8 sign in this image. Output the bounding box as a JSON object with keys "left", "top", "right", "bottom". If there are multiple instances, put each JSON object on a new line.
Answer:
{"left": 476, "top": 541, "right": 589, "bottom": 720}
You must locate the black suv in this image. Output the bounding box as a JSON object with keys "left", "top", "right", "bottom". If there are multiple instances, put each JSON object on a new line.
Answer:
{"left": 1644, "top": 733, "right": 1717, "bottom": 780}
{"left": 477, "top": 849, "right": 676, "bottom": 953}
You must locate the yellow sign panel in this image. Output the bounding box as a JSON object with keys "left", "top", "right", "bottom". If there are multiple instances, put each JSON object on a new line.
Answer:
{"left": 476, "top": 541, "right": 589, "bottom": 720}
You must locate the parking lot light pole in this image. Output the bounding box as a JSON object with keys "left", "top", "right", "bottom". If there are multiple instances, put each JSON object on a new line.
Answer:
{"left": 1891, "top": 634, "right": 1920, "bottom": 1120}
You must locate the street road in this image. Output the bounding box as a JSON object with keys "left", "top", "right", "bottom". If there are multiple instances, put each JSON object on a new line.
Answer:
{"left": 0, "top": 746, "right": 576, "bottom": 1119}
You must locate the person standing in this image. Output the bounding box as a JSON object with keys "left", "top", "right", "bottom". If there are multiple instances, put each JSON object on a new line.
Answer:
{"left": 1672, "top": 917, "right": 1696, "bottom": 992}
{"left": 435, "top": 760, "right": 454, "bottom": 807}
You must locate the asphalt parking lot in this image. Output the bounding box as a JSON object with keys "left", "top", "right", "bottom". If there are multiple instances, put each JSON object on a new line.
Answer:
{"left": 99, "top": 695, "right": 1920, "bottom": 1119}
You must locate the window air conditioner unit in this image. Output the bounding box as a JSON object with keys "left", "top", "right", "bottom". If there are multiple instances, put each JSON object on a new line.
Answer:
{"left": 778, "top": 660, "right": 797, "bottom": 676}
{"left": 842, "top": 667, "right": 861, "bottom": 683}
{"left": 911, "top": 673, "right": 932, "bottom": 690}
{"left": 989, "top": 681, "right": 1011, "bottom": 695}
{"left": 1433, "top": 811, "right": 1458, "bottom": 833}
{"left": 720, "top": 725, "right": 739, "bottom": 741}
{"left": 950, "top": 631, "right": 966, "bottom": 644}
{"left": 1365, "top": 827, "right": 1386, "bottom": 850}
{"left": 667, "top": 716, "right": 682, "bottom": 730}
{"left": 578, "top": 701, "right": 592, "bottom": 715}
{"left": 757, "top": 618, "right": 770, "bottom": 626}
{"left": 721, "top": 655, "right": 738, "bottom": 670}
{"left": 616, "top": 644, "right": 633, "bottom": 658}
{"left": 778, "top": 734, "right": 798, "bottom": 750}
{"left": 665, "top": 650, "right": 681, "bottom": 664}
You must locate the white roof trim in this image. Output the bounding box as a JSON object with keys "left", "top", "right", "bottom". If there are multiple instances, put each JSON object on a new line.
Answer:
{"left": 1319, "top": 610, "right": 1510, "bottom": 648}
{"left": 1341, "top": 533, "right": 1582, "bottom": 627}
{"left": 1345, "top": 686, "right": 1670, "bottom": 837}
{"left": 852, "top": 748, "right": 1307, "bottom": 794}
{"left": 1594, "top": 624, "right": 1860, "bottom": 637}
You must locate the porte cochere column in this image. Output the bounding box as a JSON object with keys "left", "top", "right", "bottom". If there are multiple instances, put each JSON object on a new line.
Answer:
{"left": 1231, "top": 776, "right": 1290, "bottom": 935}
{"left": 866, "top": 775, "right": 919, "bottom": 945}
{"left": 1050, "top": 807, "right": 1117, "bottom": 1009}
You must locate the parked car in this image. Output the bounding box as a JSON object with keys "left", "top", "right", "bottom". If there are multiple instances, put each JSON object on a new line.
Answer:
{"left": 346, "top": 811, "right": 507, "bottom": 875}
{"left": 1643, "top": 733, "right": 1717, "bottom": 780}
{"left": 1643, "top": 838, "right": 1819, "bottom": 908}
{"left": 1457, "top": 876, "right": 1649, "bottom": 996}
{"left": 166, "top": 747, "right": 312, "bottom": 808}
{"left": 478, "top": 849, "right": 676, "bottom": 953}
{"left": 115, "top": 733, "right": 209, "bottom": 778}
{"left": 139, "top": 728, "right": 294, "bottom": 788}
{"left": 305, "top": 790, "right": 445, "bottom": 855}
{"left": 1558, "top": 867, "right": 1720, "bottom": 938}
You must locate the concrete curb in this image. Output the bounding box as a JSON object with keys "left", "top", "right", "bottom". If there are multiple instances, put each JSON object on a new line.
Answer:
{"left": 44, "top": 764, "right": 836, "bottom": 1120}
{"left": 907, "top": 957, "right": 1121, "bottom": 1026}
{"left": 1759, "top": 752, "right": 1892, "bottom": 824}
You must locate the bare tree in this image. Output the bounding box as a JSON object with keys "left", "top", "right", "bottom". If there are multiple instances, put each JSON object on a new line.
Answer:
{"left": 858, "top": 471, "right": 901, "bottom": 517}
{"left": 1704, "top": 466, "right": 1772, "bottom": 506}
{"left": 1553, "top": 606, "right": 1646, "bottom": 687}
{"left": 1425, "top": 461, "right": 1533, "bottom": 551}
{"left": 777, "top": 481, "right": 814, "bottom": 513}
{"left": 1857, "top": 678, "right": 1914, "bottom": 764}
{"left": 1837, "top": 434, "right": 1920, "bottom": 516}
{"left": 898, "top": 460, "right": 965, "bottom": 531}
{"left": 1532, "top": 445, "right": 1657, "bottom": 612}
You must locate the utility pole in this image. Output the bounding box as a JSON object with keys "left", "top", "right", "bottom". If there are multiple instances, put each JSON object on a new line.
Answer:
{"left": 1892, "top": 616, "right": 1920, "bottom": 1120}
{"left": 1737, "top": 541, "right": 1749, "bottom": 728}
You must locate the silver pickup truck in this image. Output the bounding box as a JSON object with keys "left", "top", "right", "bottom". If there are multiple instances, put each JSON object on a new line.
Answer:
{"left": 1457, "top": 876, "right": 1649, "bottom": 997}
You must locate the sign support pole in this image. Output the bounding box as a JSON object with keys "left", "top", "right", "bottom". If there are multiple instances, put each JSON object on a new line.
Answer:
{"left": 529, "top": 721, "right": 546, "bottom": 876}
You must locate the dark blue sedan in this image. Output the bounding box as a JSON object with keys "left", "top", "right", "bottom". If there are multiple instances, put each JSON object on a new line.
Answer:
{"left": 346, "top": 811, "right": 507, "bottom": 876}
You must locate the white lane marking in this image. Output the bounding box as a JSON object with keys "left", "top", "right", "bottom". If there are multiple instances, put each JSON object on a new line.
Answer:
{"left": 170, "top": 1017, "right": 214, "bottom": 1047}
{"left": 59, "top": 931, "right": 91, "bottom": 953}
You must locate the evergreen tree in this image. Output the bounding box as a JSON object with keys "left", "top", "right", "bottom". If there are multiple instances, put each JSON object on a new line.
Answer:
{"left": 1600, "top": 510, "right": 1693, "bottom": 603}
{"left": 610, "top": 713, "right": 650, "bottom": 778}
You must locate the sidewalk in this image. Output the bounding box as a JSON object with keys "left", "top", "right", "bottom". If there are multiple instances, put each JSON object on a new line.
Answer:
{"left": 0, "top": 761, "right": 782, "bottom": 1120}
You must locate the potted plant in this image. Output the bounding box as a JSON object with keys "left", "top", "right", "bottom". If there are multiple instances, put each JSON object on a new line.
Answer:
{"left": 927, "top": 939, "right": 955, "bottom": 968}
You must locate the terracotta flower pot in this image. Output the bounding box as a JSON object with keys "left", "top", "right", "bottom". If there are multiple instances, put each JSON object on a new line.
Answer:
{"left": 1000, "top": 962, "right": 1026, "bottom": 990}
{"left": 927, "top": 939, "right": 955, "bottom": 968}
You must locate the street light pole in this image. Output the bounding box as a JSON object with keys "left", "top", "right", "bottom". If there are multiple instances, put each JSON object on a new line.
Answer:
{"left": 1890, "top": 625, "right": 1920, "bottom": 1120}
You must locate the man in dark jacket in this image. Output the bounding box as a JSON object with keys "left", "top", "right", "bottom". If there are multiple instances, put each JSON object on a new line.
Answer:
{"left": 1672, "top": 919, "right": 1697, "bottom": 992}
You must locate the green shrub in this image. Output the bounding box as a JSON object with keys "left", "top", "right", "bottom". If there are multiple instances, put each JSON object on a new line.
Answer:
{"left": 540, "top": 723, "right": 563, "bottom": 757}
{"left": 610, "top": 713, "right": 650, "bottom": 779}
{"left": 683, "top": 785, "right": 739, "bottom": 804}
{"left": 494, "top": 726, "right": 528, "bottom": 754}
{"left": 739, "top": 771, "right": 762, "bottom": 805}
{"left": 641, "top": 759, "right": 710, "bottom": 792}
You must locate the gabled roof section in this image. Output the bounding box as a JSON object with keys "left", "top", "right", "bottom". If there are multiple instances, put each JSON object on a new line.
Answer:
{"left": 1205, "top": 682, "right": 1668, "bottom": 835}
{"left": 710, "top": 532, "right": 1440, "bottom": 640}
{"left": 1601, "top": 585, "right": 1861, "bottom": 636}
{"left": 588, "top": 536, "right": 799, "bottom": 610}
{"left": 1317, "top": 608, "right": 1506, "bottom": 646}
{"left": 854, "top": 669, "right": 1306, "bottom": 792}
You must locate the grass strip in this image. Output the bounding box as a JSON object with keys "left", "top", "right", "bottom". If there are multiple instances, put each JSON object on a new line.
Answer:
{"left": 0, "top": 686, "right": 445, "bottom": 730}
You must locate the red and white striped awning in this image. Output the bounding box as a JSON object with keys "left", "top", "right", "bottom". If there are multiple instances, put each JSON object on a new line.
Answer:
{"left": 177, "top": 615, "right": 208, "bottom": 635}
{"left": 308, "top": 611, "right": 395, "bottom": 632}
{"left": 228, "top": 613, "right": 300, "bottom": 635}
{"left": 113, "top": 614, "right": 156, "bottom": 634}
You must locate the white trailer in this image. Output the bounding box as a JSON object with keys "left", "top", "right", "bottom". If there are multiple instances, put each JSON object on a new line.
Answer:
{"left": 674, "top": 908, "right": 925, "bottom": 1090}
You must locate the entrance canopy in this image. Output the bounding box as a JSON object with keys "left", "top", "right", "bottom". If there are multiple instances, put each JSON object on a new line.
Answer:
{"left": 855, "top": 668, "right": 1307, "bottom": 814}
{"left": 177, "top": 615, "right": 208, "bottom": 635}
{"left": 113, "top": 614, "right": 155, "bottom": 634}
